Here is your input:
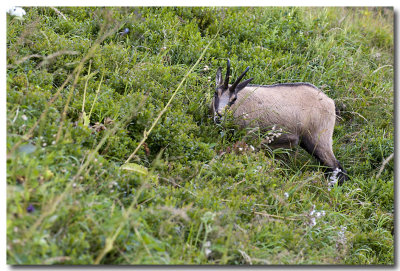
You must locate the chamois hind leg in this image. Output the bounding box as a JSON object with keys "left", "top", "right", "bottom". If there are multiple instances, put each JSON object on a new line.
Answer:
{"left": 299, "top": 134, "right": 348, "bottom": 185}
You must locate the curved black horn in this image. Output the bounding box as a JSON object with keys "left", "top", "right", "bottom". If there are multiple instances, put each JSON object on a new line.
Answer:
{"left": 229, "top": 66, "right": 250, "bottom": 92}
{"left": 223, "top": 59, "right": 231, "bottom": 88}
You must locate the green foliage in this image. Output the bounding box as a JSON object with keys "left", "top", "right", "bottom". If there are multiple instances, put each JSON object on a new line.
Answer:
{"left": 7, "top": 7, "right": 393, "bottom": 265}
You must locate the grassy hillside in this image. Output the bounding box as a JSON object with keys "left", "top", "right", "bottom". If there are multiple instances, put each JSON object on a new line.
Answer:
{"left": 6, "top": 7, "right": 393, "bottom": 264}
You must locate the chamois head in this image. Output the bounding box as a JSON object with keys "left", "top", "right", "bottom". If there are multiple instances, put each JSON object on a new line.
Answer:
{"left": 212, "top": 59, "right": 254, "bottom": 123}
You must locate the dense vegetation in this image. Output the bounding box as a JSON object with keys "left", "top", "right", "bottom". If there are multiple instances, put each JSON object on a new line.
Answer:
{"left": 6, "top": 7, "right": 393, "bottom": 264}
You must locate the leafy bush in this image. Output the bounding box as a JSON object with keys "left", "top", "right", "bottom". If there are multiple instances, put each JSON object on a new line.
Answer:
{"left": 7, "top": 7, "right": 393, "bottom": 265}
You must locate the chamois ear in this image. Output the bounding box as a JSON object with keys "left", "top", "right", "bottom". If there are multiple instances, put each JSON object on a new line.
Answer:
{"left": 224, "top": 59, "right": 231, "bottom": 89}
{"left": 235, "top": 78, "right": 254, "bottom": 93}
{"left": 216, "top": 67, "right": 223, "bottom": 87}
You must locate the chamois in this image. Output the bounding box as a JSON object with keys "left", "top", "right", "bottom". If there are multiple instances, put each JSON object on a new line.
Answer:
{"left": 211, "top": 59, "right": 348, "bottom": 185}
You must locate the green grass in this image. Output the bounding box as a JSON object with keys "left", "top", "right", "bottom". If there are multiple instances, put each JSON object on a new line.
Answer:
{"left": 6, "top": 7, "right": 393, "bottom": 265}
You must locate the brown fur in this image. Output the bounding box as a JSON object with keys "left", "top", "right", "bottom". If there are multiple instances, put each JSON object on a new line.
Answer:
{"left": 212, "top": 60, "right": 348, "bottom": 184}
{"left": 233, "top": 84, "right": 338, "bottom": 167}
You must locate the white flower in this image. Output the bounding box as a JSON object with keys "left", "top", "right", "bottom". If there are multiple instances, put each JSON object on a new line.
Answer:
{"left": 204, "top": 241, "right": 212, "bottom": 256}
{"left": 308, "top": 205, "right": 327, "bottom": 227}
{"left": 338, "top": 226, "right": 347, "bottom": 239}
{"left": 315, "top": 211, "right": 326, "bottom": 218}
{"left": 203, "top": 65, "right": 209, "bottom": 71}
{"left": 284, "top": 192, "right": 289, "bottom": 199}
{"left": 7, "top": 6, "right": 26, "bottom": 18}
{"left": 336, "top": 226, "right": 347, "bottom": 247}
{"left": 254, "top": 165, "right": 262, "bottom": 173}
{"left": 309, "top": 204, "right": 316, "bottom": 216}
{"left": 250, "top": 145, "right": 255, "bottom": 151}
{"left": 21, "top": 114, "right": 28, "bottom": 121}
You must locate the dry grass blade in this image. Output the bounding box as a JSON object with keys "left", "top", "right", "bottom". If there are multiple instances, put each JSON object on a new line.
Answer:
{"left": 238, "top": 249, "right": 253, "bottom": 265}
{"left": 7, "top": 71, "right": 74, "bottom": 157}
{"left": 376, "top": 153, "right": 394, "bottom": 179}
{"left": 94, "top": 33, "right": 219, "bottom": 264}
{"left": 25, "top": 15, "right": 133, "bottom": 236}
{"left": 9, "top": 54, "right": 43, "bottom": 67}
{"left": 54, "top": 23, "right": 122, "bottom": 143}
{"left": 37, "top": 50, "right": 79, "bottom": 68}
{"left": 8, "top": 50, "right": 79, "bottom": 69}
{"left": 253, "top": 211, "right": 302, "bottom": 221}
{"left": 27, "top": 95, "right": 148, "bottom": 238}
{"left": 124, "top": 31, "right": 219, "bottom": 164}
{"left": 49, "top": 6, "right": 68, "bottom": 20}
{"left": 7, "top": 17, "right": 125, "bottom": 155}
